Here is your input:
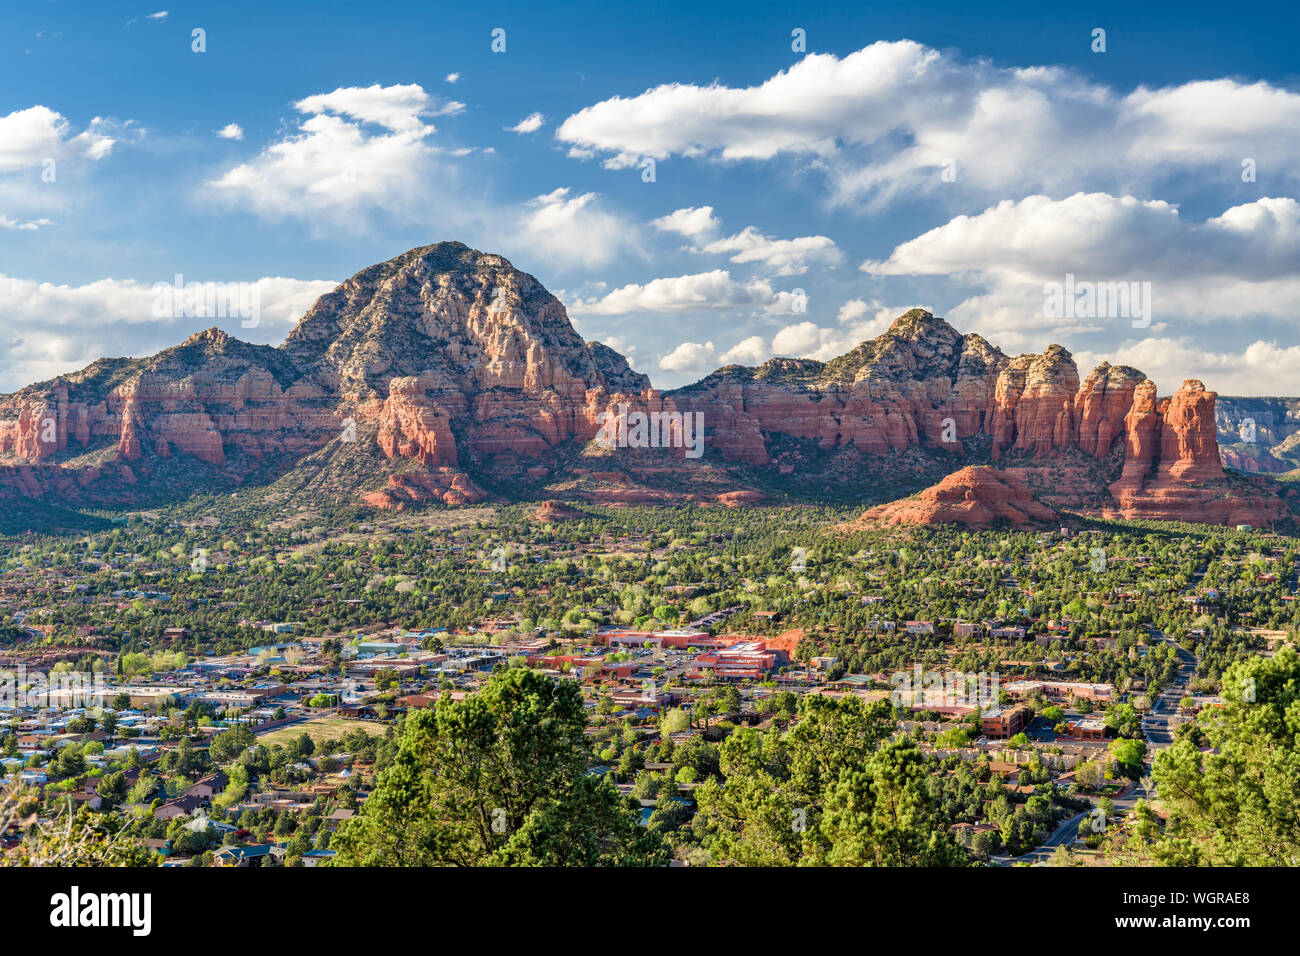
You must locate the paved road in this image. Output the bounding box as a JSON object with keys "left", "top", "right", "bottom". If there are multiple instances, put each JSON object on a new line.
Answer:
{"left": 996, "top": 625, "right": 1197, "bottom": 865}
{"left": 1142, "top": 625, "right": 1197, "bottom": 747}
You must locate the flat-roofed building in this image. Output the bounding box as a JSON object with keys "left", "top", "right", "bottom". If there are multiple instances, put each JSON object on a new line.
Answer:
{"left": 1004, "top": 680, "right": 1115, "bottom": 704}
{"left": 980, "top": 704, "right": 1031, "bottom": 739}
{"left": 1068, "top": 718, "right": 1107, "bottom": 741}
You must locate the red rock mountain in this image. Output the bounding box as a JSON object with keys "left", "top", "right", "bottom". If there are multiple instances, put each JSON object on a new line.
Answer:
{"left": 0, "top": 242, "right": 1287, "bottom": 526}
{"left": 847, "top": 466, "right": 1057, "bottom": 529}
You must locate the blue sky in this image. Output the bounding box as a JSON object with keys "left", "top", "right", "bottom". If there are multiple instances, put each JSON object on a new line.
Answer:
{"left": 3, "top": 0, "right": 1299, "bottom": 394}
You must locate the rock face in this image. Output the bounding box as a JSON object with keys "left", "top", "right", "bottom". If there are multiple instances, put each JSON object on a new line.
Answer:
{"left": 1106, "top": 380, "right": 1285, "bottom": 525}
{"left": 846, "top": 466, "right": 1057, "bottom": 529}
{"left": 533, "top": 499, "right": 587, "bottom": 522}
{"left": 0, "top": 243, "right": 644, "bottom": 508}
{"left": 0, "top": 244, "right": 1288, "bottom": 527}
{"left": 1073, "top": 363, "right": 1146, "bottom": 457}
{"left": 362, "top": 469, "right": 486, "bottom": 510}
{"left": 1214, "top": 396, "right": 1300, "bottom": 474}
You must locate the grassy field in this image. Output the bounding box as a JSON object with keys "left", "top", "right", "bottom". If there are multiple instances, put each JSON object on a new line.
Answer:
{"left": 256, "top": 716, "right": 387, "bottom": 748}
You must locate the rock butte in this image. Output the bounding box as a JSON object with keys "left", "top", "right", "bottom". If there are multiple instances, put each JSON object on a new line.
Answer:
{"left": 533, "top": 499, "right": 587, "bottom": 522}
{"left": 0, "top": 242, "right": 1286, "bottom": 527}
{"left": 847, "top": 466, "right": 1058, "bottom": 529}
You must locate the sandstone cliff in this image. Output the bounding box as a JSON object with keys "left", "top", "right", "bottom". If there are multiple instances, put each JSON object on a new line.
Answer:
{"left": 845, "top": 466, "right": 1057, "bottom": 529}
{"left": 0, "top": 244, "right": 1288, "bottom": 527}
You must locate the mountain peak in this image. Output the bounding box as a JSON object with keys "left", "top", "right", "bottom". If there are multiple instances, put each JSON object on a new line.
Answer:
{"left": 181, "top": 327, "right": 234, "bottom": 349}
{"left": 280, "top": 241, "right": 636, "bottom": 402}
{"left": 887, "top": 307, "right": 940, "bottom": 330}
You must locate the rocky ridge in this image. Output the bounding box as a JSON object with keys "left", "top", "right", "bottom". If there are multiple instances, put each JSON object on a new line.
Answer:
{"left": 0, "top": 243, "right": 1288, "bottom": 527}
{"left": 845, "top": 466, "right": 1058, "bottom": 529}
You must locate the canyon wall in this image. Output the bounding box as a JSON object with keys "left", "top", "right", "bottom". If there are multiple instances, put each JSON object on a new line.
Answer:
{"left": 0, "top": 246, "right": 1287, "bottom": 526}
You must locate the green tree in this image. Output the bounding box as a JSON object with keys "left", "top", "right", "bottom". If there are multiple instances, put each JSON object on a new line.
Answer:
{"left": 95, "top": 771, "right": 129, "bottom": 808}
{"left": 1109, "top": 738, "right": 1147, "bottom": 779}
{"left": 1151, "top": 646, "right": 1300, "bottom": 864}
{"left": 812, "top": 742, "right": 968, "bottom": 867}
{"left": 331, "top": 668, "right": 660, "bottom": 866}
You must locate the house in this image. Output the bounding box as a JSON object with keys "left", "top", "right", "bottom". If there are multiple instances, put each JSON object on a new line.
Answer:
{"left": 989, "top": 625, "right": 1027, "bottom": 640}
{"left": 66, "top": 792, "right": 103, "bottom": 811}
{"left": 212, "top": 844, "right": 286, "bottom": 867}
{"left": 155, "top": 794, "right": 206, "bottom": 820}
{"left": 184, "top": 771, "right": 229, "bottom": 801}
{"left": 325, "top": 808, "right": 355, "bottom": 830}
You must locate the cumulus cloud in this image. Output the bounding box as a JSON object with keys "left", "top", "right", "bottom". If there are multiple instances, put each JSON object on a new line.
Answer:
{"left": 567, "top": 269, "right": 803, "bottom": 316}
{"left": 293, "top": 83, "right": 463, "bottom": 131}
{"left": 0, "top": 106, "right": 116, "bottom": 170}
{"left": 658, "top": 340, "right": 715, "bottom": 373}
{"left": 216, "top": 123, "right": 244, "bottom": 140}
{"left": 709, "top": 299, "right": 919, "bottom": 368}
{"left": 507, "top": 112, "right": 545, "bottom": 134}
{"left": 557, "top": 40, "right": 1300, "bottom": 205}
{"left": 515, "top": 187, "right": 640, "bottom": 269}
{"left": 863, "top": 192, "right": 1300, "bottom": 339}
{"left": 0, "top": 274, "right": 336, "bottom": 392}
{"left": 1075, "top": 338, "right": 1300, "bottom": 398}
{"left": 765, "top": 303, "right": 904, "bottom": 362}
{"left": 652, "top": 205, "right": 721, "bottom": 239}
{"left": 700, "top": 226, "right": 841, "bottom": 275}
{"left": 445, "top": 72, "right": 460, "bottom": 84}
{"left": 650, "top": 206, "right": 838, "bottom": 274}
{"left": 207, "top": 83, "right": 467, "bottom": 227}
{"left": 717, "top": 335, "right": 769, "bottom": 366}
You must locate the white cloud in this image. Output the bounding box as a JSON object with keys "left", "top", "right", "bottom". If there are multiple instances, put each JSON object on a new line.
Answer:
{"left": 507, "top": 112, "right": 545, "bottom": 134}
{"left": 658, "top": 340, "right": 715, "bottom": 373}
{"left": 445, "top": 72, "right": 460, "bottom": 84}
{"left": 515, "top": 188, "right": 639, "bottom": 269}
{"left": 651, "top": 206, "right": 838, "bottom": 274}
{"left": 207, "top": 84, "right": 469, "bottom": 227}
{"left": 216, "top": 123, "right": 244, "bottom": 140}
{"left": 567, "top": 269, "right": 795, "bottom": 315}
{"left": 768, "top": 307, "right": 896, "bottom": 361}
{"left": 0, "top": 215, "right": 53, "bottom": 231}
{"left": 0, "top": 274, "right": 336, "bottom": 392}
{"left": 558, "top": 40, "right": 1300, "bottom": 206}
{"left": 652, "top": 205, "right": 720, "bottom": 239}
{"left": 1075, "top": 338, "right": 1300, "bottom": 398}
{"left": 863, "top": 192, "right": 1300, "bottom": 339}
{"left": 836, "top": 299, "right": 871, "bottom": 323}
{"left": 771, "top": 322, "right": 832, "bottom": 357}
{"left": 700, "top": 226, "right": 841, "bottom": 276}
{"left": 0, "top": 106, "right": 115, "bottom": 171}
{"left": 146, "top": 10, "right": 168, "bottom": 21}
{"left": 293, "top": 83, "right": 462, "bottom": 132}
{"left": 718, "top": 335, "right": 769, "bottom": 366}
{"left": 708, "top": 299, "right": 918, "bottom": 367}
